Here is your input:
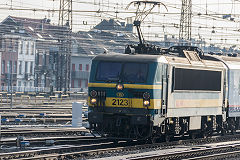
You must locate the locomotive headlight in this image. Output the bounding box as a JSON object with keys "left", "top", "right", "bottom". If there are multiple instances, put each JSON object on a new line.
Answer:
{"left": 90, "top": 90, "right": 97, "bottom": 97}
{"left": 116, "top": 84, "right": 123, "bottom": 90}
{"left": 90, "top": 98, "right": 97, "bottom": 105}
{"left": 143, "top": 100, "right": 150, "bottom": 106}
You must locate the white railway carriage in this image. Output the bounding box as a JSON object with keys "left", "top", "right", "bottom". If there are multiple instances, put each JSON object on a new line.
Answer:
{"left": 215, "top": 56, "right": 240, "bottom": 118}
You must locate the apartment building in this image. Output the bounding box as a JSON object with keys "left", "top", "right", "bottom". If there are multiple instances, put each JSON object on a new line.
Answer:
{"left": 71, "top": 54, "right": 95, "bottom": 92}
{"left": 0, "top": 34, "right": 36, "bottom": 90}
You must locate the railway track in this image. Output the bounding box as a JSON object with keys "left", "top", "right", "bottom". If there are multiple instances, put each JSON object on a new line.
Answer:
{"left": 3, "top": 133, "right": 240, "bottom": 159}
{"left": 0, "top": 127, "right": 89, "bottom": 137}
{"left": 1, "top": 113, "right": 73, "bottom": 118}
{"left": 0, "top": 141, "right": 122, "bottom": 160}
{"left": 1, "top": 135, "right": 104, "bottom": 147}
{"left": 128, "top": 143, "right": 240, "bottom": 160}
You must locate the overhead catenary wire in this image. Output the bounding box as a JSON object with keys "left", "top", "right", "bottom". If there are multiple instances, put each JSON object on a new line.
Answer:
{"left": 1, "top": 0, "right": 240, "bottom": 49}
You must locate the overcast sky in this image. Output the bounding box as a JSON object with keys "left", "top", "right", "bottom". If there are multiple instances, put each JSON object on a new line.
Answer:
{"left": 1, "top": 0, "right": 240, "bottom": 47}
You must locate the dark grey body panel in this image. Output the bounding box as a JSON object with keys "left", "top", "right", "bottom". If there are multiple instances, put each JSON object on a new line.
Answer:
{"left": 88, "top": 106, "right": 149, "bottom": 125}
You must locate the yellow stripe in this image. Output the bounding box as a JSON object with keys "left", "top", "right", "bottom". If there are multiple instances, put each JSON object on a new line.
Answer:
{"left": 88, "top": 83, "right": 116, "bottom": 88}
{"left": 175, "top": 99, "right": 221, "bottom": 108}
{"left": 88, "top": 97, "right": 161, "bottom": 110}
{"left": 88, "top": 83, "right": 162, "bottom": 89}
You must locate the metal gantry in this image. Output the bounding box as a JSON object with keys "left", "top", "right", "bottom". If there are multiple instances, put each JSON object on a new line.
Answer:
{"left": 59, "top": 0, "right": 72, "bottom": 30}
{"left": 57, "top": 0, "right": 72, "bottom": 92}
{"left": 179, "top": 0, "right": 192, "bottom": 43}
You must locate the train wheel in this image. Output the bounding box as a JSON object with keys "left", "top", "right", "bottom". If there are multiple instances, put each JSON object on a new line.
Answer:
{"left": 221, "top": 128, "right": 226, "bottom": 136}
{"left": 221, "top": 122, "right": 227, "bottom": 136}
{"left": 201, "top": 132, "right": 208, "bottom": 139}
{"left": 165, "top": 135, "right": 171, "bottom": 142}
{"left": 190, "top": 132, "right": 197, "bottom": 139}
{"left": 231, "top": 125, "right": 236, "bottom": 135}
{"left": 136, "top": 125, "right": 150, "bottom": 139}
{"left": 148, "top": 137, "right": 158, "bottom": 144}
{"left": 229, "top": 119, "right": 236, "bottom": 135}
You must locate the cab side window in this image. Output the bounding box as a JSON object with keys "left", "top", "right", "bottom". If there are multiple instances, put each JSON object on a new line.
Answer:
{"left": 155, "top": 64, "right": 162, "bottom": 83}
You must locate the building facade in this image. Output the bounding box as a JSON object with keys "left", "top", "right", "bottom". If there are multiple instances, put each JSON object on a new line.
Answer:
{"left": 0, "top": 34, "right": 36, "bottom": 91}
{"left": 17, "top": 36, "right": 35, "bottom": 90}
{"left": 71, "top": 54, "right": 95, "bottom": 92}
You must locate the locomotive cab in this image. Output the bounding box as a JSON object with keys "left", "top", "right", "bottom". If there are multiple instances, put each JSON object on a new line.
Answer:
{"left": 88, "top": 54, "right": 164, "bottom": 139}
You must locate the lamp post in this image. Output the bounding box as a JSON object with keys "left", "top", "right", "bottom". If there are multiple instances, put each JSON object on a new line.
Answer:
{"left": 7, "top": 59, "right": 13, "bottom": 110}
{"left": 10, "top": 67, "right": 12, "bottom": 110}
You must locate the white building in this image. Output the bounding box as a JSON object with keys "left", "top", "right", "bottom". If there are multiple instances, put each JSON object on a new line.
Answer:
{"left": 17, "top": 37, "right": 36, "bottom": 90}
{"left": 71, "top": 54, "right": 95, "bottom": 92}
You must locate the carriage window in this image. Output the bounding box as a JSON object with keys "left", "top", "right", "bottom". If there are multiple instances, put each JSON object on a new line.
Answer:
{"left": 173, "top": 68, "right": 221, "bottom": 91}
{"left": 96, "top": 62, "right": 122, "bottom": 81}
{"left": 122, "top": 63, "right": 148, "bottom": 83}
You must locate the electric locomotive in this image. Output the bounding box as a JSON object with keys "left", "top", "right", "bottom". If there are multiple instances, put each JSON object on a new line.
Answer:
{"left": 88, "top": 46, "right": 229, "bottom": 141}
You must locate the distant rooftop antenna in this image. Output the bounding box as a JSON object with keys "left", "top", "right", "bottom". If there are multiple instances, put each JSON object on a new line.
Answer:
{"left": 126, "top": 1, "right": 167, "bottom": 45}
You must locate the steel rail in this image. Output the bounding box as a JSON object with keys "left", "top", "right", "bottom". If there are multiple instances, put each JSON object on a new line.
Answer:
{"left": 1, "top": 136, "right": 105, "bottom": 147}
{"left": 3, "top": 134, "right": 240, "bottom": 160}
{"left": 0, "top": 129, "right": 89, "bottom": 138}
{"left": 0, "top": 142, "right": 118, "bottom": 159}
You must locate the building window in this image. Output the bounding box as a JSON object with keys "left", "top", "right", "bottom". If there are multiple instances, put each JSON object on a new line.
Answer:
{"left": 85, "top": 80, "right": 88, "bottom": 87}
{"left": 43, "top": 54, "right": 46, "bottom": 66}
{"left": 79, "top": 64, "right": 82, "bottom": 71}
{"left": 8, "top": 39, "right": 13, "bottom": 52}
{"left": 30, "top": 82, "right": 32, "bottom": 87}
{"left": 0, "top": 39, "right": 2, "bottom": 49}
{"left": 30, "top": 62, "right": 33, "bottom": 75}
{"left": 7, "top": 61, "right": 10, "bottom": 73}
{"left": 25, "top": 61, "right": 28, "bottom": 73}
{"left": 19, "top": 41, "right": 23, "bottom": 54}
{"left": 2, "top": 40, "right": 6, "bottom": 51}
{"left": 36, "top": 53, "right": 39, "bottom": 65}
{"left": 72, "top": 64, "right": 75, "bottom": 71}
{"left": 24, "top": 82, "right": 26, "bottom": 87}
{"left": 14, "top": 61, "right": 17, "bottom": 73}
{"left": 18, "top": 81, "right": 21, "bottom": 86}
{"left": 10, "top": 61, "right": 12, "bottom": 73}
{"left": 86, "top": 64, "right": 89, "bottom": 71}
{"left": 13, "top": 40, "right": 17, "bottom": 52}
{"left": 78, "top": 79, "right": 81, "bottom": 88}
{"left": 71, "top": 80, "right": 74, "bottom": 88}
{"left": 19, "top": 61, "right": 22, "bottom": 74}
{"left": 31, "top": 42, "right": 34, "bottom": 55}
{"left": 26, "top": 42, "right": 29, "bottom": 55}
{"left": 2, "top": 60, "right": 5, "bottom": 74}
{"left": 7, "top": 61, "right": 12, "bottom": 73}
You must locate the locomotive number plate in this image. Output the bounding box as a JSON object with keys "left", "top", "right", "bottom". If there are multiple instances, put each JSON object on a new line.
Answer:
{"left": 111, "top": 98, "right": 129, "bottom": 106}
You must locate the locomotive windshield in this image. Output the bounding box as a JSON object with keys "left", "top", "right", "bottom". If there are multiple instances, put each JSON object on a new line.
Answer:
{"left": 122, "top": 62, "right": 148, "bottom": 83}
{"left": 96, "top": 62, "right": 122, "bottom": 81}
{"left": 96, "top": 61, "right": 148, "bottom": 83}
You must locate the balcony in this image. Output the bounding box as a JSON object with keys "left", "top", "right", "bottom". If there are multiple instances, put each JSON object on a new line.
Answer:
{"left": 71, "top": 71, "right": 89, "bottom": 79}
